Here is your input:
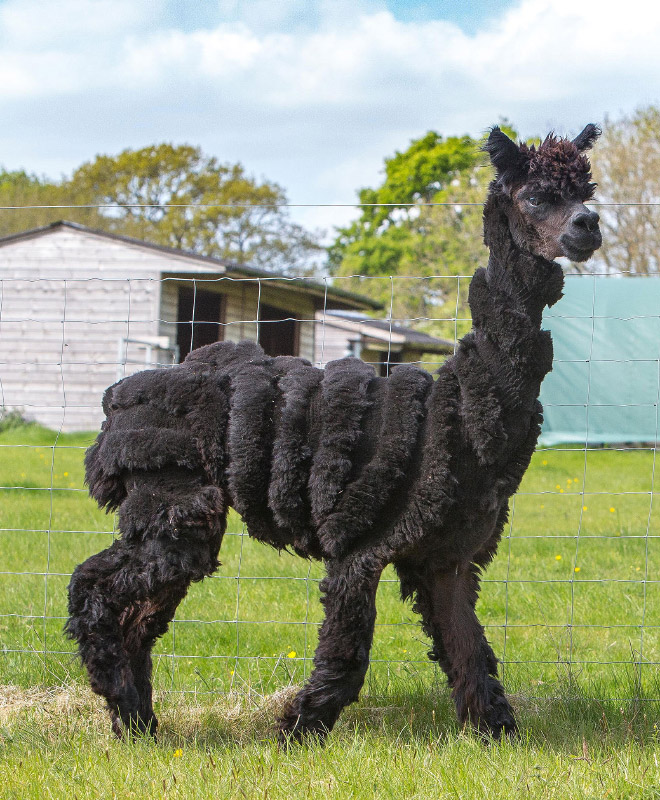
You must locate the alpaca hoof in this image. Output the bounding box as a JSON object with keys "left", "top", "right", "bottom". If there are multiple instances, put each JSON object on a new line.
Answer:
{"left": 481, "top": 716, "right": 517, "bottom": 742}
{"left": 110, "top": 706, "right": 158, "bottom": 741}
{"left": 480, "top": 697, "right": 517, "bottom": 741}
{"left": 276, "top": 707, "right": 330, "bottom": 746}
{"left": 276, "top": 723, "right": 328, "bottom": 748}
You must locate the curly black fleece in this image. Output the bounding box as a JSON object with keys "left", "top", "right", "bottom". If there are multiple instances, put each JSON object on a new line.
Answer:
{"left": 66, "top": 128, "right": 598, "bottom": 743}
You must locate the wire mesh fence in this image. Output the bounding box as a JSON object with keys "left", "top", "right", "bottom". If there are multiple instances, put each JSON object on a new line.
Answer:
{"left": 0, "top": 211, "right": 659, "bottom": 705}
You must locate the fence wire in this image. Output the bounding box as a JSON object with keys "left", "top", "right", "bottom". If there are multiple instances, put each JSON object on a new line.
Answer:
{"left": 0, "top": 211, "right": 658, "bottom": 704}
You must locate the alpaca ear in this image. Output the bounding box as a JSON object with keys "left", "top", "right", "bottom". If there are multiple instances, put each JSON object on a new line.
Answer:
{"left": 572, "top": 123, "right": 601, "bottom": 151}
{"left": 483, "top": 127, "right": 521, "bottom": 187}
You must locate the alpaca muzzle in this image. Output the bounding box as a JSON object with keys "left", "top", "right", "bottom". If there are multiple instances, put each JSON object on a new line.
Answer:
{"left": 560, "top": 208, "right": 602, "bottom": 261}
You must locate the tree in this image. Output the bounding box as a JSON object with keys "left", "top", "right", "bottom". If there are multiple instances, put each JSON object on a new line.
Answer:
{"left": 68, "top": 144, "right": 323, "bottom": 274}
{"left": 589, "top": 107, "right": 660, "bottom": 275}
{"left": 329, "top": 130, "right": 500, "bottom": 338}
{"left": 0, "top": 145, "right": 323, "bottom": 275}
{"left": 0, "top": 169, "right": 68, "bottom": 237}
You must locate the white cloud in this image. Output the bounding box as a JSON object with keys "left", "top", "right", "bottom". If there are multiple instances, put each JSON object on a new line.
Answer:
{"left": 0, "top": 0, "right": 659, "bottom": 232}
{"left": 0, "top": 0, "right": 152, "bottom": 46}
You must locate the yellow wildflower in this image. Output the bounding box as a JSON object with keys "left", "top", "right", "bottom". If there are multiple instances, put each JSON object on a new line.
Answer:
{"left": 287, "top": 650, "right": 296, "bottom": 658}
{"left": 173, "top": 749, "right": 183, "bottom": 758}
{"left": 609, "top": 507, "right": 615, "bottom": 513}
{"left": 582, "top": 506, "right": 588, "bottom": 511}
{"left": 574, "top": 567, "right": 581, "bottom": 573}
{"left": 555, "top": 555, "right": 562, "bottom": 561}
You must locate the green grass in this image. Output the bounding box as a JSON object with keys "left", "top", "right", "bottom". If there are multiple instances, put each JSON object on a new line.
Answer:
{"left": 1, "top": 684, "right": 659, "bottom": 799}
{"left": 1, "top": 423, "right": 658, "bottom": 698}
{"left": 0, "top": 423, "right": 659, "bottom": 797}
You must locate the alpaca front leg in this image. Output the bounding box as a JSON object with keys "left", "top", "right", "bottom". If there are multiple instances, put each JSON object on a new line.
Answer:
{"left": 399, "top": 561, "right": 516, "bottom": 738}
{"left": 277, "top": 556, "right": 383, "bottom": 743}
{"left": 436, "top": 565, "right": 515, "bottom": 737}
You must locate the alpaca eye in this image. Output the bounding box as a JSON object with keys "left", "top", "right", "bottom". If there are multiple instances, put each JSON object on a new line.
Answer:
{"left": 528, "top": 196, "right": 540, "bottom": 207}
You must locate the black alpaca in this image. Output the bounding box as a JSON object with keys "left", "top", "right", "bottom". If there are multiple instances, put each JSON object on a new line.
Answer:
{"left": 66, "top": 125, "right": 602, "bottom": 741}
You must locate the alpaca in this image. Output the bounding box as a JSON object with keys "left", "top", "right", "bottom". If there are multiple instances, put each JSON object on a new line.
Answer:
{"left": 66, "top": 125, "right": 602, "bottom": 742}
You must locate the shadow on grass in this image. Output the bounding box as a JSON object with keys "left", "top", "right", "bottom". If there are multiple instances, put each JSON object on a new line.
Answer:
{"left": 3, "top": 664, "right": 659, "bottom": 755}
{"left": 152, "top": 671, "right": 660, "bottom": 754}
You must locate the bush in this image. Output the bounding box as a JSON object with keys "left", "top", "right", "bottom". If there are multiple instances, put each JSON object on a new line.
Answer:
{"left": 0, "top": 407, "right": 29, "bottom": 432}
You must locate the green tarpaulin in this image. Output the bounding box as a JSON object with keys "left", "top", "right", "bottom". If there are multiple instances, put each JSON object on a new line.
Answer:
{"left": 539, "top": 275, "right": 660, "bottom": 445}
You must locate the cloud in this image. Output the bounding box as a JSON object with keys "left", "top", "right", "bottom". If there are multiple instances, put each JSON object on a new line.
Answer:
{"left": 0, "top": 0, "right": 659, "bottom": 232}
{"left": 0, "top": 0, "right": 152, "bottom": 47}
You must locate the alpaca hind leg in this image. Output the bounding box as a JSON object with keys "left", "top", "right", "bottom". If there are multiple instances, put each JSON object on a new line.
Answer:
{"left": 66, "top": 473, "right": 225, "bottom": 738}
{"left": 277, "top": 555, "right": 383, "bottom": 743}
{"left": 118, "top": 583, "right": 190, "bottom": 738}
{"left": 66, "top": 541, "right": 145, "bottom": 737}
{"left": 397, "top": 561, "right": 515, "bottom": 738}
{"left": 396, "top": 561, "right": 453, "bottom": 680}
{"left": 119, "top": 491, "right": 226, "bottom": 738}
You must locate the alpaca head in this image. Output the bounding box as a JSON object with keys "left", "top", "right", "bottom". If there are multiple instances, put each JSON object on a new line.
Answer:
{"left": 484, "top": 124, "right": 602, "bottom": 262}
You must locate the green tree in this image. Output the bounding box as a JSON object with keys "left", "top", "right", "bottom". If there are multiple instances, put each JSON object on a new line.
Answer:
{"left": 68, "top": 144, "right": 323, "bottom": 274}
{"left": 329, "top": 129, "right": 506, "bottom": 338}
{"left": 0, "top": 146, "right": 323, "bottom": 275}
{"left": 589, "top": 106, "right": 660, "bottom": 275}
{"left": 0, "top": 169, "right": 68, "bottom": 237}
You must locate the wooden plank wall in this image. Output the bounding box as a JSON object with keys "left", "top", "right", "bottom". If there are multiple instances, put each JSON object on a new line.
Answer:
{"left": 0, "top": 228, "right": 168, "bottom": 432}
{"left": 0, "top": 229, "right": 322, "bottom": 431}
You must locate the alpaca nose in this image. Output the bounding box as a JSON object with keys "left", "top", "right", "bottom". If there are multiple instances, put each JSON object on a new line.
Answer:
{"left": 573, "top": 209, "right": 600, "bottom": 233}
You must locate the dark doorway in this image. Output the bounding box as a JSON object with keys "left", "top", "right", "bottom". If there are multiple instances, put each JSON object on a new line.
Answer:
{"left": 376, "top": 350, "right": 399, "bottom": 377}
{"left": 258, "top": 304, "right": 299, "bottom": 357}
{"left": 177, "top": 286, "right": 224, "bottom": 362}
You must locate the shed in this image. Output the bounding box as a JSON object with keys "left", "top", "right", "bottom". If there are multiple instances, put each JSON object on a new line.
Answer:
{"left": 0, "top": 221, "right": 379, "bottom": 432}
{"left": 314, "top": 310, "right": 454, "bottom": 375}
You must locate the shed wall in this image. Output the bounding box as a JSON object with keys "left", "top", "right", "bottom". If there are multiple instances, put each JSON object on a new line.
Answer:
{"left": 0, "top": 229, "right": 176, "bottom": 431}
{"left": 0, "top": 228, "right": 322, "bottom": 431}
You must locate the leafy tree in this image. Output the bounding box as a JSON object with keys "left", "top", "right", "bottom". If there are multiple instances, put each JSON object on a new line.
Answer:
{"left": 0, "top": 169, "right": 68, "bottom": 236}
{"left": 329, "top": 129, "right": 510, "bottom": 338}
{"left": 0, "top": 146, "right": 323, "bottom": 275}
{"left": 589, "top": 106, "right": 660, "bottom": 275}
{"left": 68, "top": 144, "right": 323, "bottom": 274}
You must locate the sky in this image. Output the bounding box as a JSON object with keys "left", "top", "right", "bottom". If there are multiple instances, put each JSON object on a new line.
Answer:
{"left": 2, "top": 0, "right": 660, "bottom": 235}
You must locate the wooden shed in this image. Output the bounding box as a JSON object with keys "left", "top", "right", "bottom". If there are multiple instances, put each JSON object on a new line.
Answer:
{"left": 0, "top": 221, "right": 379, "bottom": 432}
{"left": 314, "top": 310, "right": 454, "bottom": 375}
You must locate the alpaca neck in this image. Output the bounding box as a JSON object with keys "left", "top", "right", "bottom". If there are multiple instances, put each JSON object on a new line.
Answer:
{"left": 480, "top": 193, "right": 564, "bottom": 324}
{"left": 464, "top": 193, "right": 565, "bottom": 408}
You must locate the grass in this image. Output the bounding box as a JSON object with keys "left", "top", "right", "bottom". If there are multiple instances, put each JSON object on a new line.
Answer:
{"left": 0, "top": 422, "right": 659, "bottom": 797}
{"left": 1, "top": 683, "right": 659, "bottom": 798}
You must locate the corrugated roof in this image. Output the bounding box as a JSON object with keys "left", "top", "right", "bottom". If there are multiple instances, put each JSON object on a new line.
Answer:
{"left": 322, "top": 310, "right": 454, "bottom": 352}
